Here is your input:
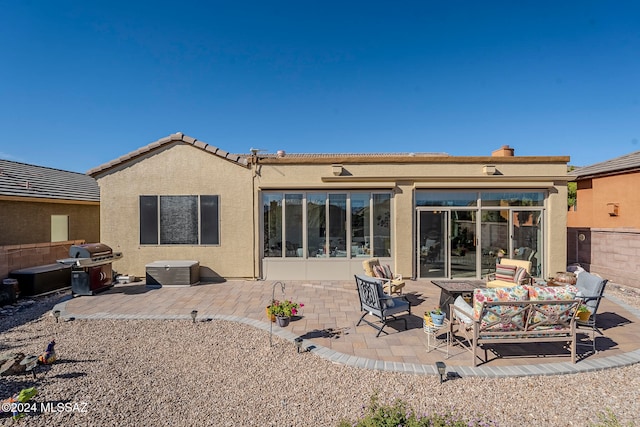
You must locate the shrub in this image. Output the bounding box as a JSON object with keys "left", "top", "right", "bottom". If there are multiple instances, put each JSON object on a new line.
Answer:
{"left": 337, "top": 394, "right": 497, "bottom": 427}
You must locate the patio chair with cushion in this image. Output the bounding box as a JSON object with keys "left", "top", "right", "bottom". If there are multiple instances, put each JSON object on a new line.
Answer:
{"left": 361, "top": 258, "right": 405, "bottom": 294}
{"left": 354, "top": 275, "right": 411, "bottom": 337}
{"left": 575, "top": 271, "right": 608, "bottom": 353}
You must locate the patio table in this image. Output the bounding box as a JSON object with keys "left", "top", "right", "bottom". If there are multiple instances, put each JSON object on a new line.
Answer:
{"left": 430, "top": 280, "right": 486, "bottom": 318}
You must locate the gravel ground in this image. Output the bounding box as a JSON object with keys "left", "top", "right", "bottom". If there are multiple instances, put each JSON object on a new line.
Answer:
{"left": 1, "top": 286, "right": 639, "bottom": 427}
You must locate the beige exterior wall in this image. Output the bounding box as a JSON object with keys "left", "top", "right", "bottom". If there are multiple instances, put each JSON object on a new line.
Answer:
{"left": 256, "top": 157, "right": 569, "bottom": 280}
{"left": 0, "top": 199, "right": 99, "bottom": 246}
{"left": 94, "top": 143, "right": 254, "bottom": 280}
{"left": 93, "top": 140, "right": 569, "bottom": 282}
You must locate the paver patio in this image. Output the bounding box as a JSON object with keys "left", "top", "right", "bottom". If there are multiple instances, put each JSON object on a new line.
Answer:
{"left": 54, "top": 279, "right": 640, "bottom": 377}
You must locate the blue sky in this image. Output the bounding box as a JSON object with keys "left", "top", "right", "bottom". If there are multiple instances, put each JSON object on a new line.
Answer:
{"left": 1, "top": 1, "right": 639, "bottom": 173}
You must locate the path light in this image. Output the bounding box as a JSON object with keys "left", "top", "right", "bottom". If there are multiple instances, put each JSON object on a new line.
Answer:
{"left": 53, "top": 310, "right": 61, "bottom": 323}
{"left": 294, "top": 337, "right": 303, "bottom": 353}
{"left": 436, "top": 361, "right": 446, "bottom": 384}
{"left": 191, "top": 310, "right": 198, "bottom": 323}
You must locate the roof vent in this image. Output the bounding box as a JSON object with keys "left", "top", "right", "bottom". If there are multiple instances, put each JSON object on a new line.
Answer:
{"left": 491, "top": 145, "right": 515, "bottom": 157}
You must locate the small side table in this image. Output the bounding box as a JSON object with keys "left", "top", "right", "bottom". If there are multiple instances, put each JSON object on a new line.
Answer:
{"left": 423, "top": 317, "right": 450, "bottom": 358}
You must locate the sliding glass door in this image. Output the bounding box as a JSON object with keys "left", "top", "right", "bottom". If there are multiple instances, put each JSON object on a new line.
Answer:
{"left": 417, "top": 190, "right": 545, "bottom": 279}
{"left": 417, "top": 210, "right": 447, "bottom": 278}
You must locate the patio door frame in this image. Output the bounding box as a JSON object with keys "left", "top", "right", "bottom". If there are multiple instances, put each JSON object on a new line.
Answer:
{"left": 416, "top": 208, "right": 480, "bottom": 279}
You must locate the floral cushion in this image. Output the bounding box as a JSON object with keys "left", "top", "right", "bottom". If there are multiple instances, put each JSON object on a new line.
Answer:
{"left": 524, "top": 285, "right": 578, "bottom": 323}
{"left": 473, "top": 286, "right": 529, "bottom": 331}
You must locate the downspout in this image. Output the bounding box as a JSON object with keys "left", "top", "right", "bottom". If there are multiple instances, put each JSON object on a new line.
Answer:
{"left": 251, "top": 153, "right": 258, "bottom": 280}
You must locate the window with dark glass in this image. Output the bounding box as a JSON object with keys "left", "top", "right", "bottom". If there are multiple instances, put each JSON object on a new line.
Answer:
{"left": 139, "top": 195, "right": 219, "bottom": 245}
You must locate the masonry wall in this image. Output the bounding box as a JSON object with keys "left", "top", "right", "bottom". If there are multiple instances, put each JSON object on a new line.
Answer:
{"left": 0, "top": 240, "right": 85, "bottom": 279}
{"left": 0, "top": 200, "right": 99, "bottom": 245}
{"left": 567, "top": 227, "right": 640, "bottom": 290}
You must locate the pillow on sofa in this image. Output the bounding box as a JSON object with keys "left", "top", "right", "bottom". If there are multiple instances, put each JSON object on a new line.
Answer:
{"left": 453, "top": 295, "right": 474, "bottom": 324}
{"left": 495, "top": 264, "right": 517, "bottom": 282}
{"left": 514, "top": 267, "right": 530, "bottom": 284}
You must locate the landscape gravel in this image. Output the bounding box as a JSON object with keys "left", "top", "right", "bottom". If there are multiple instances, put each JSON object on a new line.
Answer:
{"left": 1, "top": 285, "right": 639, "bottom": 427}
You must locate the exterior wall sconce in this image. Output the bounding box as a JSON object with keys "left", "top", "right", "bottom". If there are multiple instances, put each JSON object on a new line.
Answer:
{"left": 483, "top": 165, "right": 496, "bottom": 175}
{"left": 331, "top": 164, "right": 343, "bottom": 176}
{"left": 607, "top": 203, "right": 619, "bottom": 216}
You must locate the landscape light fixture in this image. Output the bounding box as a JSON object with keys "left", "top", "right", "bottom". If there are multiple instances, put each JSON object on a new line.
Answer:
{"left": 435, "top": 361, "right": 446, "bottom": 384}
{"left": 53, "top": 310, "right": 61, "bottom": 323}
{"left": 191, "top": 310, "right": 198, "bottom": 323}
{"left": 294, "top": 337, "right": 303, "bottom": 353}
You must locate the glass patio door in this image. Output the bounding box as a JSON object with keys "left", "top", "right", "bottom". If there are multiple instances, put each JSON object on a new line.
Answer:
{"left": 512, "top": 210, "right": 542, "bottom": 276}
{"left": 417, "top": 210, "right": 447, "bottom": 278}
{"left": 450, "top": 210, "right": 477, "bottom": 278}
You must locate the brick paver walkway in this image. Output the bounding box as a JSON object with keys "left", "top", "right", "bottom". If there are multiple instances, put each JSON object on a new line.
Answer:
{"left": 54, "top": 279, "right": 640, "bottom": 377}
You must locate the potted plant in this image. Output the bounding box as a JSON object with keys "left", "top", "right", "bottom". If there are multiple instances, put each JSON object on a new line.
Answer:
{"left": 576, "top": 305, "right": 591, "bottom": 321}
{"left": 267, "top": 300, "right": 303, "bottom": 327}
{"left": 430, "top": 306, "right": 445, "bottom": 326}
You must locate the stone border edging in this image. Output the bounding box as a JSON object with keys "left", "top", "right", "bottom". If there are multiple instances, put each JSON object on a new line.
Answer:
{"left": 51, "top": 293, "right": 640, "bottom": 379}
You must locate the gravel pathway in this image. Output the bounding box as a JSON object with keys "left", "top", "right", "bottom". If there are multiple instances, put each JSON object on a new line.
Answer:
{"left": 1, "top": 285, "right": 639, "bottom": 427}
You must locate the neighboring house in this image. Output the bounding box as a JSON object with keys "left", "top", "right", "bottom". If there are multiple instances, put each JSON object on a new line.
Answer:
{"left": 567, "top": 150, "right": 640, "bottom": 289}
{"left": 0, "top": 159, "right": 100, "bottom": 245}
{"left": 88, "top": 133, "right": 570, "bottom": 282}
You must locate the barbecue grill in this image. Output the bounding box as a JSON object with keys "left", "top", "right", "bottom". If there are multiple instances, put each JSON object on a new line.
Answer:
{"left": 58, "top": 243, "right": 123, "bottom": 296}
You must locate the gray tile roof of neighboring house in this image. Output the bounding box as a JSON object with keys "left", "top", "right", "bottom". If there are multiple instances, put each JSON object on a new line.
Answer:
{"left": 87, "top": 132, "right": 249, "bottom": 177}
{"left": 569, "top": 150, "right": 640, "bottom": 179}
{"left": 0, "top": 159, "right": 99, "bottom": 202}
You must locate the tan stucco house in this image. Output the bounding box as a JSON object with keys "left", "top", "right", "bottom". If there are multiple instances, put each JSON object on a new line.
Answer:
{"left": 88, "top": 133, "right": 570, "bottom": 282}
{"left": 0, "top": 159, "right": 100, "bottom": 246}
{"left": 0, "top": 159, "right": 100, "bottom": 279}
{"left": 567, "top": 150, "right": 640, "bottom": 289}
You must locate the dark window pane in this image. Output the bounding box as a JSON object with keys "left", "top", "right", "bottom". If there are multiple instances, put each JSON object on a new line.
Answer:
{"left": 140, "top": 196, "right": 158, "bottom": 244}
{"left": 200, "top": 195, "right": 219, "bottom": 245}
{"left": 285, "top": 194, "right": 303, "bottom": 257}
{"left": 416, "top": 191, "right": 478, "bottom": 207}
{"left": 263, "top": 193, "right": 283, "bottom": 257}
{"left": 328, "top": 194, "right": 347, "bottom": 257}
{"left": 481, "top": 191, "right": 544, "bottom": 207}
{"left": 373, "top": 193, "right": 391, "bottom": 257}
{"left": 160, "top": 196, "right": 198, "bottom": 244}
{"left": 307, "top": 193, "right": 326, "bottom": 257}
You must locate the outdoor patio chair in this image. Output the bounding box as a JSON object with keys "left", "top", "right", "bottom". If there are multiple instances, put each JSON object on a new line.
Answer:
{"left": 361, "top": 258, "right": 405, "bottom": 294}
{"left": 575, "top": 271, "right": 608, "bottom": 353}
{"left": 354, "top": 275, "right": 411, "bottom": 337}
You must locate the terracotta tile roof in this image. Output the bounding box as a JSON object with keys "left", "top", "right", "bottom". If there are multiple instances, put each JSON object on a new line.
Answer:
{"left": 0, "top": 159, "right": 99, "bottom": 202}
{"left": 569, "top": 150, "right": 640, "bottom": 179}
{"left": 87, "top": 132, "right": 249, "bottom": 176}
